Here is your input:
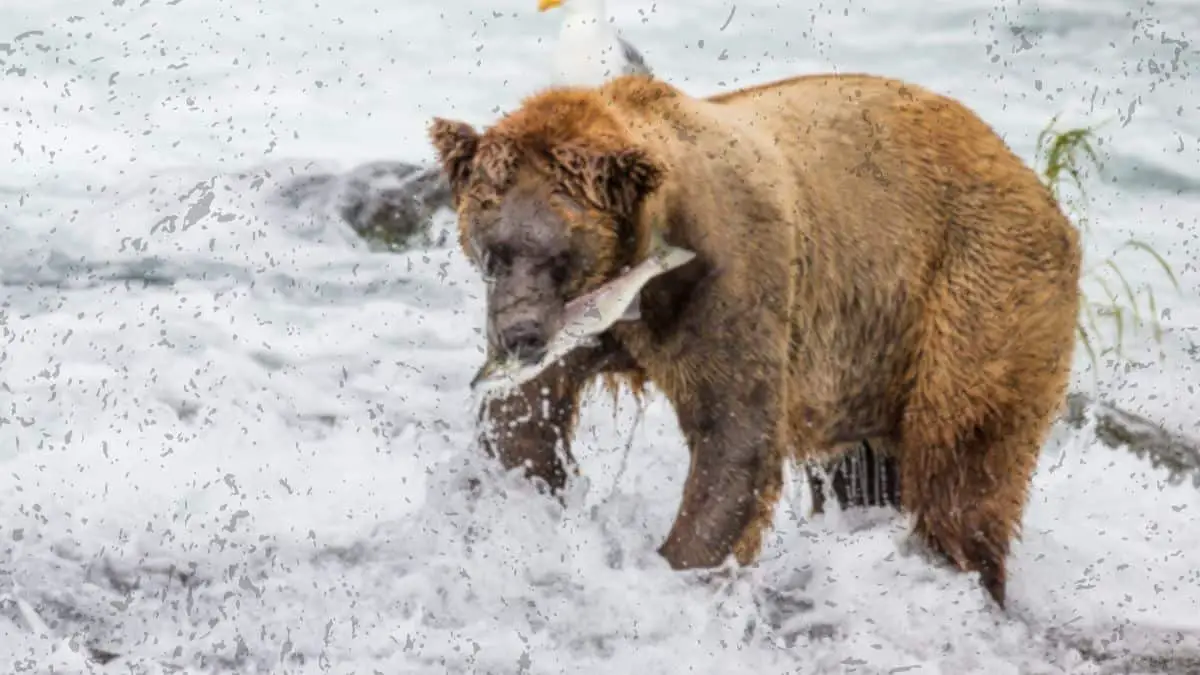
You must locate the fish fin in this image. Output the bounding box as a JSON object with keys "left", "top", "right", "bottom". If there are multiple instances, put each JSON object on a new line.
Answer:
{"left": 620, "top": 294, "right": 642, "bottom": 322}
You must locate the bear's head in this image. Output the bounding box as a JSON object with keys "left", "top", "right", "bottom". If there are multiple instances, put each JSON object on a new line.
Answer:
{"left": 428, "top": 92, "right": 665, "bottom": 366}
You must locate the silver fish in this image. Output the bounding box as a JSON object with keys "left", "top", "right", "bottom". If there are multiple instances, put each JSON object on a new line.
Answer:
{"left": 470, "top": 230, "right": 696, "bottom": 395}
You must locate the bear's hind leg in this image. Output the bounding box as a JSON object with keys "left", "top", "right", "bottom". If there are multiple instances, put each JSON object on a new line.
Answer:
{"left": 808, "top": 440, "right": 902, "bottom": 515}
{"left": 898, "top": 410, "right": 1045, "bottom": 608}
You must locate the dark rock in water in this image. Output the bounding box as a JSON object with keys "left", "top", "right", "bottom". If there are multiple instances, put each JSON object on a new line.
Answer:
{"left": 273, "top": 172, "right": 339, "bottom": 209}
{"left": 277, "top": 160, "right": 454, "bottom": 252}
{"left": 1063, "top": 392, "right": 1200, "bottom": 487}
{"left": 335, "top": 160, "right": 453, "bottom": 251}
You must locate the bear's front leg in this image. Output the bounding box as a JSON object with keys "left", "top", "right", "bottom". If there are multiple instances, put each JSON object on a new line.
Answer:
{"left": 658, "top": 369, "right": 787, "bottom": 570}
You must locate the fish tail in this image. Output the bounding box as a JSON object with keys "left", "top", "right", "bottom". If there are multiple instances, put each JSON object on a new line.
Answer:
{"left": 659, "top": 245, "right": 696, "bottom": 270}
{"left": 646, "top": 228, "right": 696, "bottom": 270}
{"left": 647, "top": 227, "right": 667, "bottom": 253}
{"left": 652, "top": 228, "right": 700, "bottom": 270}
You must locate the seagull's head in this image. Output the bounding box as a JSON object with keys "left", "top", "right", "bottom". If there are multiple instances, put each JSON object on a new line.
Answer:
{"left": 538, "top": 0, "right": 605, "bottom": 14}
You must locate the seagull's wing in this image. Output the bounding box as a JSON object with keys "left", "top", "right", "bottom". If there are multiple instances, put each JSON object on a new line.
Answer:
{"left": 616, "top": 34, "right": 653, "bottom": 76}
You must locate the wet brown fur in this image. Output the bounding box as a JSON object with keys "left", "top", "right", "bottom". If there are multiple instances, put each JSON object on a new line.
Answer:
{"left": 429, "top": 72, "right": 1082, "bottom": 608}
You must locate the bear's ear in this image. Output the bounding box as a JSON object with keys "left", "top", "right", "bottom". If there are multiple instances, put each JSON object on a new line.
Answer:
{"left": 550, "top": 143, "right": 665, "bottom": 215}
{"left": 600, "top": 147, "right": 666, "bottom": 216}
{"left": 610, "top": 147, "right": 665, "bottom": 197}
{"left": 474, "top": 134, "right": 520, "bottom": 190}
{"left": 428, "top": 117, "right": 480, "bottom": 207}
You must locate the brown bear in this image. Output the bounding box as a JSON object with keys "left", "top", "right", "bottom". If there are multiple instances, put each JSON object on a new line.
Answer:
{"left": 428, "top": 71, "right": 1082, "bottom": 608}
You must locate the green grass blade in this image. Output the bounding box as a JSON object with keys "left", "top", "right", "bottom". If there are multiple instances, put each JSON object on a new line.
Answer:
{"left": 1104, "top": 259, "right": 1142, "bottom": 326}
{"left": 1117, "top": 239, "right": 1181, "bottom": 291}
{"left": 1093, "top": 275, "right": 1120, "bottom": 308}
{"left": 1081, "top": 297, "right": 1105, "bottom": 357}
{"left": 1146, "top": 287, "right": 1164, "bottom": 344}
{"left": 1077, "top": 323, "right": 1098, "bottom": 373}
{"left": 1111, "top": 304, "right": 1125, "bottom": 360}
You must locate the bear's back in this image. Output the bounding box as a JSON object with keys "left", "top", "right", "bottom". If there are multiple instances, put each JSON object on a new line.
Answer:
{"left": 694, "top": 73, "right": 1076, "bottom": 293}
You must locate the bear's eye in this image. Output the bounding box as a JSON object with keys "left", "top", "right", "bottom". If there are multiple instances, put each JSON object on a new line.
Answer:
{"left": 546, "top": 251, "right": 572, "bottom": 286}
{"left": 482, "top": 244, "right": 514, "bottom": 277}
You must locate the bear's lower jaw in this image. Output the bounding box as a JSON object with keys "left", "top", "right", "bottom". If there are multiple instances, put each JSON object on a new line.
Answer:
{"left": 493, "top": 347, "right": 546, "bottom": 370}
{"left": 517, "top": 351, "right": 546, "bottom": 367}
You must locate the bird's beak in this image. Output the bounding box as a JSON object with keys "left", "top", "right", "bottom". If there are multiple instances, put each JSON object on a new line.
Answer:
{"left": 538, "top": 0, "right": 562, "bottom": 11}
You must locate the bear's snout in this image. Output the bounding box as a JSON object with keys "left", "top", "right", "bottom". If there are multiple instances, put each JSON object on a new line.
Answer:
{"left": 495, "top": 319, "right": 548, "bottom": 364}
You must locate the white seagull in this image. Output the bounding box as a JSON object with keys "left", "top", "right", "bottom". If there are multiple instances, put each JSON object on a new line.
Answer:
{"left": 538, "top": 0, "right": 653, "bottom": 87}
